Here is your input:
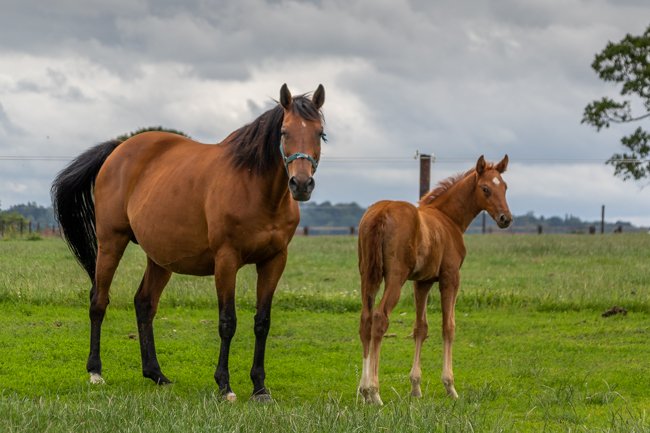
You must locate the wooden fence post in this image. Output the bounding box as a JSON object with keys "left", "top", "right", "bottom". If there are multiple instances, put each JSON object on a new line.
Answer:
{"left": 419, "top": 153, "right": 431, "bottom": 200}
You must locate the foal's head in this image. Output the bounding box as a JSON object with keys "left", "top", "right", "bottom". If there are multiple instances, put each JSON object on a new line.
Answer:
{"left": 279, "top": 83, "right": 326, "bottom": 201}
{"left": 474, "top": 155, "right": 513, "bottom": 228}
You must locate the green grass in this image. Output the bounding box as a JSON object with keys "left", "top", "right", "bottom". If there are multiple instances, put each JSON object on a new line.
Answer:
{"left": 0, "top": 234, "right": 649, "bottom": 432}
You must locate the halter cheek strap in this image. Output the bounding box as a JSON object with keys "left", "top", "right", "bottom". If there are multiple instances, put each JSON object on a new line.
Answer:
{"left": 279, "top": 141, "right": 319, "bottom": 175}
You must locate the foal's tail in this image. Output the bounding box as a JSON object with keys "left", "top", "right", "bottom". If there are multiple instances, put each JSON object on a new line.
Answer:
{"left": 51, "top": 140, "right": 122, "bottom": 283}
{"left": 358, "top": 210, "right": 386, "bottom": 288}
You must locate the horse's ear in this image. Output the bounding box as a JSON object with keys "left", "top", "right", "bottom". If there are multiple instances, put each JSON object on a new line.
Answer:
{"left": 496, "top": 154, "right": 509, "bottom": 173}
{"left": 280, "top": 83, "right": 292, "bottom": 110}
{"left": 312, "top": 84, "right": 325, "bottom": 109}
{"left": 476, "top": 155, "right": 486, "bottom": 175}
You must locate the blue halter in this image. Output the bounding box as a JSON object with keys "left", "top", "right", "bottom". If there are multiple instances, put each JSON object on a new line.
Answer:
{"left": 279, "top": 140, "right": 319, "bottom": 176}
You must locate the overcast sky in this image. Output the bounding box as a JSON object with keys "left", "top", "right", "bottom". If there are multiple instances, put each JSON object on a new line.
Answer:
{"left": 1, "top": 0, "right": 649, "bottom": 226}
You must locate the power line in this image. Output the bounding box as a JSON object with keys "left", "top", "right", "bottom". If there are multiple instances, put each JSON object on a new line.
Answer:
{"left": 0, "top": 155, "right": 648, "bottom": 164}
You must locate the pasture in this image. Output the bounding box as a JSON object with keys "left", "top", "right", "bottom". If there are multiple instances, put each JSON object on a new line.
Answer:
{"left": 0, "top": 234, "right": 649, "bottom": 432}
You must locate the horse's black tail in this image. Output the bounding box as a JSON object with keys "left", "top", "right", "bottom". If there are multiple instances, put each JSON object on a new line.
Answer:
{"left": 51, "top": 140, "right": 122, "bottom": 283}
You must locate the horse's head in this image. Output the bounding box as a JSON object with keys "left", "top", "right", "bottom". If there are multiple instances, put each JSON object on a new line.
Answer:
{"left": 474, "top": 155, "right": 513, "bottom": 229}
{"left": 279, "top": 83, "right": 325, "bottom": 201}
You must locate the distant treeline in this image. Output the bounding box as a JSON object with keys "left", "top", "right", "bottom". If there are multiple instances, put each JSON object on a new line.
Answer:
{"left": 298, "top": 201, "right": 366, "bottom": 227}
{"left": 466, "top": 211, "right": 646, "bottom": 234}
{"left": 1, "top": 201, "right": 646, "bottom": 236}
{"left": 0, "top": 202, "right": 56, "bottom": 227}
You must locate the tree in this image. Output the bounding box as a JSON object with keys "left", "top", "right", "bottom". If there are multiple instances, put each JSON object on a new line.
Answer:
{"left": 582, "top": 25, "right": 650, "bottom": 181}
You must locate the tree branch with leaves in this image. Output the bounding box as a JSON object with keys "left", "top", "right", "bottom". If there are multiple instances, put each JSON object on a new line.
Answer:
{"left": 582, "top": 25, "right": 650, "bottom": 181}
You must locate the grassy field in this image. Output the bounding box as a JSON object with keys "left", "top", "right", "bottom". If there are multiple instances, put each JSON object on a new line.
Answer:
{"left": 0, "top": 234, "right": 649, "bottom": 432}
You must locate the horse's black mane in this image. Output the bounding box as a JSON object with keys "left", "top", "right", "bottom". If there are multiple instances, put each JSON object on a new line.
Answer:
{"left": 227, "top": 95, "right": 322, "bottom": 174}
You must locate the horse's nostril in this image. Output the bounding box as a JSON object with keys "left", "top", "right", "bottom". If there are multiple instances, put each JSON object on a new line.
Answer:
{"left": 306, "top": 177, "right": 315, "bottom": 190}
{"left": 288, "top": 177, "right": 299, "bottom": 191}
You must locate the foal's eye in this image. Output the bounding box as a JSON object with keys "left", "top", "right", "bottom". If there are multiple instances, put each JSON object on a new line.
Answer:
{"left": 320, "top": 132, "right": 328, "bottom": 143}
{"left": 481, "top": 186, "right": 491, "bottom": 196}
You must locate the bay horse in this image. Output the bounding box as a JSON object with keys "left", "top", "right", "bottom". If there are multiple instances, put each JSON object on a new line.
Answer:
{"left": 357, "top": 155, "right": 512, "bottom": 404}
{"left": 51, "top": 84, "right": 325, "bottom": 402}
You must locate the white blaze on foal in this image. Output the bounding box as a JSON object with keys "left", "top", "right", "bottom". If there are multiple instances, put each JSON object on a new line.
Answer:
{"left": 492, "top": 177, "right": 500, "bottom": 186}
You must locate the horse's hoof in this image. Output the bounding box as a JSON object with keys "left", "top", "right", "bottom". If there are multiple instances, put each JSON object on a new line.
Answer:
{"left": 144, "top": 370, "right": 171, "bottom": 385}
{"left": 223, "top": 392, "right": 237, "bottom": 402}
{"left": 411, "top": 389, "right": 422, "bottom": 398}
{"left": 156, "top": 375, "right": 172, "bottom": 385}
{"left": 89, "top": 373, "right": 105, "bottom": 385}
{"left": 250, "top": 392, "right": 272, "bottom": 403}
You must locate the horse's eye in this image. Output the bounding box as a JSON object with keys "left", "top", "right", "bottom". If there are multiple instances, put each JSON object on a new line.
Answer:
{"left": 320, "top": 132, "right": 328, "bottom": 143}
{"left": 481, "top": 186, "right": 491, "bottom": 196}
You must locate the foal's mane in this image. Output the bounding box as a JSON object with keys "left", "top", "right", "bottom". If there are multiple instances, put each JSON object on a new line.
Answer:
{"left": 227, "top": 95, "right": 322, "bottom": 175}
{"left": 418, "top": 161, "right": 500, "bottom": 206}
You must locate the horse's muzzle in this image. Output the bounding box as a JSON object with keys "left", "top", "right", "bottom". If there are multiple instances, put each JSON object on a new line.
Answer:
{"left": 497, "top": 213, "right": 513, "bottom": 229}
{"left": 288, "top": 175, "right": 315, "bottom": 201}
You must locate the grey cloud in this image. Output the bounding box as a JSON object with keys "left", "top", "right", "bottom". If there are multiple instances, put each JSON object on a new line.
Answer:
{"left": 1, "top": 0, "right": 650, "bottom": 223}
{"left": 0, "top": 102, "right": 25, "bottom": 136}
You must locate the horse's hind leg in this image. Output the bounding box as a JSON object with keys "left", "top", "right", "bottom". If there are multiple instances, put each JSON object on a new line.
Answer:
{"left": 410, "top": 280, "right": 432, "bottom": 398}
{"left": 134, "top": 257, "right": 172, "bottom": 384}
{"left": 87, "top": 232, "right": 130, "bottom": 384}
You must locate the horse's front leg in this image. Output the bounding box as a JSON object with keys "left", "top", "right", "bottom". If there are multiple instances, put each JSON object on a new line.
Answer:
{"left": 439, "top": 268, "right": 460, "bottom": 399}
{"left": 250, "top": 250, "right": 287, "bottom": 402}
{"left": 213, "top": 251, "right": 241, "bottom": 401}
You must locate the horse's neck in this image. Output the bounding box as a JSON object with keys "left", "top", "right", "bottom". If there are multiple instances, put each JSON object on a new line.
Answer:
{"left": 432, "top": 176, "right": 481, "bottom": 232}
{"left": 259, "top": 164, "right": 294, "bottom": 211}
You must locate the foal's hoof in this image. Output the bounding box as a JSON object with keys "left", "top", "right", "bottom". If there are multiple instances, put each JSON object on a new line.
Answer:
{"left": 359, "top": 387, "right": 384, "bottom": 405}
{"left": 89, "top": 373, "right": 105, "bottom": 385}
{"left": 446, "top": 387, "right": 459, "bottom": 400}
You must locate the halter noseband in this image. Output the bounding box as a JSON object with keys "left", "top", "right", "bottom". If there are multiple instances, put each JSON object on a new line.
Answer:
{"left": 279, "top": 139, "right": 319, "bottom": 176}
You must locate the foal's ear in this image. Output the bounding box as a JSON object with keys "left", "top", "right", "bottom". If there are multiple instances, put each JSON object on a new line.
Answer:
{"left": 496, "top": 154, "right": 509, "bottom": 173}
{"left": 280, "top": 83, "right": 292, "bottom": 110}
{"left": 312, "top": 84, "right": 325, "bottom": 109}
{"left": 476, "top": 155, "right": 486, "bottom": 175}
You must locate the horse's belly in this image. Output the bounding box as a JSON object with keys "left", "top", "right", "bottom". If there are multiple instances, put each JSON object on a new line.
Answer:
{"left": 161, "top": 251, "right": 215, "bottom": 276}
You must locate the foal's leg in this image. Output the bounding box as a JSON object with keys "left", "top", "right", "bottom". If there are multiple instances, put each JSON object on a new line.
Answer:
{"left": 250, "top": 251, "right": 287, "bottom": 401}
{"left": 410, "top": 280, "right": 432, "bottom": 398}
{"left": 358, "top": 275, "right": 381, "bottom": 403}
{"left": 134, "top": 257, "right": 172, "bottom": 384}
{"left": 87, "top": 232, "right": 130, "bottom": 384}
{"left": 365, "top": 268, "right": 409, "bottom": 405}
{"left": 213, "top": 251, "right": 240, "bottom": 401}
{"left": 439, "top": 270, "right": 460, "bottom": 399}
